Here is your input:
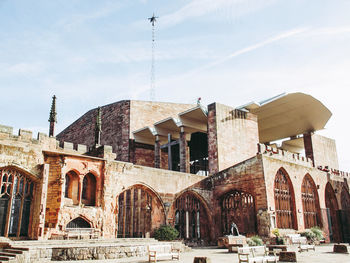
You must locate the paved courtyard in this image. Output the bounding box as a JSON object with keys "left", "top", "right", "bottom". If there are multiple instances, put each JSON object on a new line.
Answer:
{"left": 51, "top": 244, "right": 349, "bottom": 263}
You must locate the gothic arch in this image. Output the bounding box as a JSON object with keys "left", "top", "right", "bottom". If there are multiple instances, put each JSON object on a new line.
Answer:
{"left": 340, "top": 187, "right": 350, "bottom": 242}
{"left": 325, "top": 182, "right": 341, "bottom": 242}
{"left": 81, "top": 173, "right": 96, "bottom": 206}
{"left": 173, "top": 190, "right": 211, "bottom": 241}
{"left": 64, "top": 170, "right": 80, "bottom": 205}
{"left": 341, "top": 187, "right": 350, "bottom": 210}
{"left": 66, "top": 216, "right": 92, "bottom": 229}
{"left": 220, "top": 189, "right": 256, "bottom": 236}
{"left": 301, "top": 174, "right": 321, "bottom": 228}
{"left": 117, "top": 184, "right": 165, "bottom": 238}
{"left": 0, "top": 167, "right": 35, "bottom": 237}
{"left": 274, "top": 168, "right": 297, "bottom": 229}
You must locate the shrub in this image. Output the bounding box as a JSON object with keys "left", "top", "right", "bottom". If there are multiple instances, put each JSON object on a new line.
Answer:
{"left": 272, "top": 228, "right": 280, "bottom": 237}
{"left": 300, "top": 230, "right": 316, "bottom": 241}
{"left": 310, "top": 226, "right": 324, "bottom": 241}
{"left": 247, "top": 235, "right": 264, "bottom": 246}
{"left": 153, "top": 225, "right": 179, "bottom": 241}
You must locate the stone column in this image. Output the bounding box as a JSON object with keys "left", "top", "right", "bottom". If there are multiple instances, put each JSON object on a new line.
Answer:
{"left": 207, "top": 103, "right": 219, "bottom": 174}
{"left": 154, "top": 135, "right": 161, "bottom": 168}
{"left": 303, "top": 132, "right": 315, "bottom": 166}
{"left": 179, "top": 127, "right": 190, "bottom": 173}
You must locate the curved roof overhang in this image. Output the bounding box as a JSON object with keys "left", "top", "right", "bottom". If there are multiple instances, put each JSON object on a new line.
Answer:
{"left": 238, "top": 92, "right": 332, "bottom": 143}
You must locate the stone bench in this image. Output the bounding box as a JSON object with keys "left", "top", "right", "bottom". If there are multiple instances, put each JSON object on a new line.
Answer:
{"left": 298, "top": 243, "right": 315, "bottom": 253}
{"left": 64, "top": 228, "right": 100, "bottom": 240}
{"left": 148, "top": 244, "right": 180, "bottom": 263}
{"left": 286, "top": 234, "right": 307, "bottom": 245}
{"left": 238, "top": 246, "right": 278, "bottom": 263}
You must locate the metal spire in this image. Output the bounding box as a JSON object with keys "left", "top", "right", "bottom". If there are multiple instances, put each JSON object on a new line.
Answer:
{"left": 94, "top": 106, "right": 102, "bottom": 146}
{"left": 148, "top": 13, "right": 158, "bottom": 101}
{"left": 48, "top": 95, "right": 57, "bottom": 137}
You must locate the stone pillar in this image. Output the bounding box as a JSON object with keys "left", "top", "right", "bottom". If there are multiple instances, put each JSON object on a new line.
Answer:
{"left": 179, "top": 127, "right": 190, "bottom": 173}
{"left": 154, "top": 135, "right": 161, "bottom": 168}
{"left": 207, "top": 103, "right": 219, "bottom": 174}
{"left": 37, "top": 163, "right": 49, "bottom": 239}
{"left": 303, "top": 132, "right": 315, "bottom": 166}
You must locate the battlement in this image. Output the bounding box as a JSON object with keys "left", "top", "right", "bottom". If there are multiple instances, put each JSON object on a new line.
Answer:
{"left": 257, "top": 143, "right": 313, "bottom": 167}
{"left": 317, "top": 165, "right": 349, "bottom": 178}
{"left": 0, "top": 124, "right": 115, "bottom": 160}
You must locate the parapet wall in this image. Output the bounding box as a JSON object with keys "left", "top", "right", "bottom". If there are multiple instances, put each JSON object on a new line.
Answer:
{"left": 0, "top": 124, "right": 116, "bottom": 160}
{"left": 257, "top": 143, "right": 313, "bottom": 167}
{"left": 258, "top": 143, "right": 349, "bottom": 180}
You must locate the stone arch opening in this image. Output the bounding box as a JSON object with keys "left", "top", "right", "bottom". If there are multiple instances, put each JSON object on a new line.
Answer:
{"left": 0, "top": 167, "right": 35, "bottom": 237}
{"left": 66, "top": 217, "right": 91, "bottom": 228}
{"left": 340, "top": 187, "right": 350, "bottom": 242}
{"left": 301, "top": 174, "right": 321, "bottom": 228}
{"left": 221, "top": 190, "right": 256, "bottom": 236}
{"left": 117, "top": 184, "right": 165, "bottom": 238}
{"left": 81, "top": 173, "right": 96, "bottom": 206}
{"left": 274, "top": 168, "right": 297, "bottom": 229}
{"left": 64, "top": 170, "right": 79, "bottom": 205}
{"left": 325, "top": 183, "right": 341, "bottom": 242}
{"left": 174, "top": 191, "right": 210, "bottom": 241}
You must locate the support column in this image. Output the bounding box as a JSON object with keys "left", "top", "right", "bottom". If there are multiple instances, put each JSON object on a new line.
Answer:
{"left": 179, "top": 127, "right": 190, "bottom": 173}
{"left": 303, "top": 132, "right": 315, "bottom": 166}
{"left": 154, "top": 135, "right": 161, "bottom": 168}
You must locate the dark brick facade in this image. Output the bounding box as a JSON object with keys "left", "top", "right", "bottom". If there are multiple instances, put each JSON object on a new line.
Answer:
{"left": 57, "top": 100, "right": 131, "bottom": 162}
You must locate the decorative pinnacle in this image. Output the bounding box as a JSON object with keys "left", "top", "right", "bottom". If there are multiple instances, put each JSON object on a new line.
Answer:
{"left": 49, "top": 95, "right": 57, "bottom": 123}
{"left": 95, "top": 107, "right": 102, "bottom": 132}
{"left": 95, "top": 106, "right": 102, "bottom": 146}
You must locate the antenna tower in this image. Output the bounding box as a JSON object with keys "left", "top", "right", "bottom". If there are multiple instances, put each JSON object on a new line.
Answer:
{"left": 148, "top": 13, "right": 158, "bottom": 101}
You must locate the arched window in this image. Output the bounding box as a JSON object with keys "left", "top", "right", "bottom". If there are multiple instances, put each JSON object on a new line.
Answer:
{"left": 64, "top": 174, "right": 70, "bottom": 198}
{"left": 117, "top": 185, "right": 165, "bottom": 238}
{"left": 340, "top": 188, "right": 350, "bottom": 243}
{"left": 325, "top": 183, "right": 341, "bottom": 242}
{"left": 274, "top": 168, "right": 296, "bottom": 229}
{"left": 221, "top": 190, "right": 256, "bottom": 235}
{"left": 174, "top": 192, "right": 208, "bottom": 240}
{"left": 301, "top": 174, "right": 321, "bottom": 228}
{"left": 81, "top": 173, "right": 96, "bottom": 206}
{"left": 0, "top": 168, "right": 35, "bottom": 237}
{"left": 64, "top": 171, "right": 79, "bottom": 205}
{"left": 66, "top": 217, "right": 91, "bottom": 228}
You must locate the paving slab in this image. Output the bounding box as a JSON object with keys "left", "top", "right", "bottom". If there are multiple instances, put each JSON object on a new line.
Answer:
{"left": 50, "top": 244, "right": 349, "bottom": 263}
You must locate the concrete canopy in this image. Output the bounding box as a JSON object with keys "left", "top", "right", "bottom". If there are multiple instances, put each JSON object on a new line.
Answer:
{"left": 132, "top": 105, "right": 208, "bottom": 145}
{"left": 238, "top": 92, "right": 332, "bottom": 143}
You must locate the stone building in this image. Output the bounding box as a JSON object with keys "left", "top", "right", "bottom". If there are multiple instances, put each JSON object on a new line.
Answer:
{"left": 0, "top": 92, "right": 349, "bottom": 244}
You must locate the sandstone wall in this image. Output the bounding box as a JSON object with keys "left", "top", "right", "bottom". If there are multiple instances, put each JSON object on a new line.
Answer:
{"left": 207, "top": 103, "right": 259, "bottom": 173}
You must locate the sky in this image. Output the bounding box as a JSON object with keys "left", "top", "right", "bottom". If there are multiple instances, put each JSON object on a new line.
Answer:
{"left": 1, "top": 0, "right": 350, "bottom": 170}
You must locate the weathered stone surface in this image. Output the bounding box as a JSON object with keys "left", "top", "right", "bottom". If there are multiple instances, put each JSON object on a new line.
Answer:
{"left": 279, "top": 251, "right": 297, "bottom": 262}
{"left": 333, "top": 244, "right": 348, "bottom": 253}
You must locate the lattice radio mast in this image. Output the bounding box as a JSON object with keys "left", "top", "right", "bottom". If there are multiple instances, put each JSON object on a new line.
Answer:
{"left": 148, "top": 13, "right": 158, "bottom": 101}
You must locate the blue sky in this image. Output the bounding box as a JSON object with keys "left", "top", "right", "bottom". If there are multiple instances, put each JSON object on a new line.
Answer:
{"left": 1, "top": 0, "right": 350, "bottom": 170}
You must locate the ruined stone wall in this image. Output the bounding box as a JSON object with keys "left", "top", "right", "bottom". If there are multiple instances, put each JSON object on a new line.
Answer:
{"left": 259, "top": 144, "right": 349, "bottom": 241}
{"left": 0, "top": 125, "right": 57, "bottom": 239}
{"left": 177, "top": 155, "right": 268, "bottom": 240}
{"left": 207, "top": 103, "right": 259, "bottom": 173}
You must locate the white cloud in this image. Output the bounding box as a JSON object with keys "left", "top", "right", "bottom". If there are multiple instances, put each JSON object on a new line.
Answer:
{"left": 160, "top": 0, "right": 276, "bottom": 28}
{"left": 0, "top": 62, "right": 45, "bottom": 76}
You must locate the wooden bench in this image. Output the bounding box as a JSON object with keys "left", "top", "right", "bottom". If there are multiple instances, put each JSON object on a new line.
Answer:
{"left": 148, "top": 244, "right": 180, "bottom": 263}
{"left": 238, "top": 246, "right": 278, "bottom": 263}
{"left": 64, "top": 228, "right": 100, "bottom": 240}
